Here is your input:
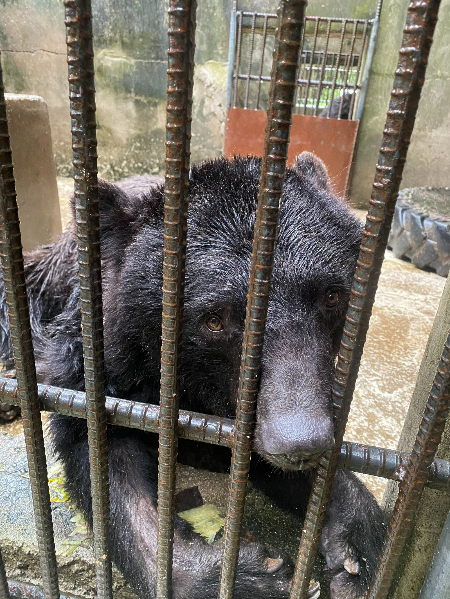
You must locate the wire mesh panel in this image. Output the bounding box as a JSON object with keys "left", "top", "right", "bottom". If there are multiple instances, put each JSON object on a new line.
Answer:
{"left": 230, "top": 11, "right": 372, "bottom": 119}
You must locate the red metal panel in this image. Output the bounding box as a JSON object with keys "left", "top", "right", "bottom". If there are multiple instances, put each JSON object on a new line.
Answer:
{"left": 223, "top": 107, "right": 359, "bottom": 196}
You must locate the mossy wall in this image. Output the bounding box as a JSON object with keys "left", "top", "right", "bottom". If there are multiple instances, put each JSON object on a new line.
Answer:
{"left": 350, "top": 0, "right": 450, "bottom": 208}
{"left": 1, "top": 0, "right": 379, "bottom": 181}
{"left": 2, "top": 0, "right": 448, "bottom": 195}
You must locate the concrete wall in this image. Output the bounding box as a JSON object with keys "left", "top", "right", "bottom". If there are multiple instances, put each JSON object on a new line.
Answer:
{"left": 1, "top": 0, "right": 378, "bottom": 182}
{"left": 350, "top": 0, "right": 450, "bottom": 208}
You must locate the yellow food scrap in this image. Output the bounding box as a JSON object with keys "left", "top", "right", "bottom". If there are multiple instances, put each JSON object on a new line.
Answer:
{"left": 48, "top": 476, "right": 70, "bottom": 503}
{"left": 178, "top": 504, "right": 225, "bottom": 544}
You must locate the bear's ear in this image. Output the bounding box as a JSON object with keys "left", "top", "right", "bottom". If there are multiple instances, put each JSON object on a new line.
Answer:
{"left": 292, "top": 152, "right": 330, "bottom": 192}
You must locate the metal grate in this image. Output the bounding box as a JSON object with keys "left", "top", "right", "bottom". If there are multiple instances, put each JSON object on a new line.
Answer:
{"left": 229, "top": 10, "right": 373, "bottom": 119}
{"left": 0, "top": 1, "right": 448, "bottom": 599}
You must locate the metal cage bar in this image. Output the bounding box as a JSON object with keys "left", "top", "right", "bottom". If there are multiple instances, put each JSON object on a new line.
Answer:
{"left": 348, "top": 20, "right": 368, "bottom": 120}
{"left": 338, "top": 20, "right": 358, "bottom": 119}
{"left": 243, "top": 12, "right": 257, "bottom": 109}
{"left": 218, "top": 2, "right": 307, "bottom": 597}
{"left": 157, "top": 1, "right": 196, "bottom": 597}
{"left": 64, "top": 1, "right": 112, "bottom": 597}
{"left": 290, "top": 1, "right": 442, "bottom": 597}
{"left": 326, "top": 20, "right": 346, "bottom": 116}
{"left": 313, "top": 19, "right": 332, "bottom": 116}
{"left": 2, "top": 377, "right": 450, "bottom": 491}
{"left": 0, "top": 55, "right": 60, "bottom": 599}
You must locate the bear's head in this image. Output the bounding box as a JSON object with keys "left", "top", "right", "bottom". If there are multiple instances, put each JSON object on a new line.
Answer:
{"left": 98, "top": 154, "right": 362, "bottom": 472}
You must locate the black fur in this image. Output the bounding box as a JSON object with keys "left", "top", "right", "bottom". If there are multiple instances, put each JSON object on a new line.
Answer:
{"left": 0, "top": 156, "right": 385, "bottom": 598}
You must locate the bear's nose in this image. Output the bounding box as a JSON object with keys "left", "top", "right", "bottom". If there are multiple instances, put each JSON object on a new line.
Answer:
{"left": 261, "top": 414, "right": 335, "bottom": 458}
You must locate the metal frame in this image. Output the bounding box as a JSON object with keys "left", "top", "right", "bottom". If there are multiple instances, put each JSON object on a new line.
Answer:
{"left": 227, "top": 6, "right": 378, "bottom": 120}
{"left": 0, "top": 1, "right": 447, "bottom": 599}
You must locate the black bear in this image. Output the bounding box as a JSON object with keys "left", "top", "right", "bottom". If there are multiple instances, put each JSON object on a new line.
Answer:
{"left": 0, "top": 154, "right": 384, "bottom": 599}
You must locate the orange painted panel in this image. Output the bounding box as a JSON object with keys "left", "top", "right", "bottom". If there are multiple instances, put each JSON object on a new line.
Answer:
{"left": 223, "top": 107, "right": 359, "bottom": 197}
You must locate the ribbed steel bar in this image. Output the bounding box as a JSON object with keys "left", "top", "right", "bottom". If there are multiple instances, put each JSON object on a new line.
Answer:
{"left": 368, "top": 327, "right": 450, "bottom": 599}
{"left": 218, "top": 2, "right": 306, "bottom": 598}
{"left": 243, "top": 12, "right": 257, "bottom": 109}
{"left": 1, "top": 376, "right": 450, "bottom": 489}
{"left": 232, "top": 11, "right": 243, "bottom": 108}
{"left": 157, "top": 2, "right": 196, "bottom": 597}
{"left": 0, "top": 54, "right": 59, "bottom": 599}
{"left": 313, "top": 19, "right": 332, "bottom": 116}
{"left": 64, "top": 2, "right": 112, "bottom": 598}
{"left": 0, "top": 546, "right": 10, "bottom": 599}
{"left": 290, "top": 1, "right": 441, "bottom": 598}
{"left": 327, "top": 21, "right": 346, "bottom": 117}
{"left": 302, "top": 18, "right": 320, "bottom": 115}
{"left": 255, "top": 15, "right": 268, "bottom": 110}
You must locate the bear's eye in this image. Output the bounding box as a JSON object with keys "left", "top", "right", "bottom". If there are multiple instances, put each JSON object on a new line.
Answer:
{"left": 205, "top": 314, "right": 224, "bottom": 332}
{"left": 325, "top": 290, "right": 340, "bottom": 308}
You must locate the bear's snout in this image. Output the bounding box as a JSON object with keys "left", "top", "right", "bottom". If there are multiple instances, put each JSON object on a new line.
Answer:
{"left": 257, "top": 413, "right": 335, "bottom": 471}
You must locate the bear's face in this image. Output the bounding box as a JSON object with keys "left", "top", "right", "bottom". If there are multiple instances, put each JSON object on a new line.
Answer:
{"left": 103, "top": 156, "right": 362, "bottom": 472}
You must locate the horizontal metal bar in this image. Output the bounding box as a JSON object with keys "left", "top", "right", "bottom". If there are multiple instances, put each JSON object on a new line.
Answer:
{"left": 235, "top": 73, "right": 362, "bottom": 90}
{"left": 2, "top": 378, "right": 450, "bottom": 491}
{"left": 239, "top": 11, "right": 374, "bottom": 24}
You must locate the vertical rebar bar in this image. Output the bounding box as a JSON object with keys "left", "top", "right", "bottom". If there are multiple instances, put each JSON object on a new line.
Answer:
{"left": 64, "top": 2, "right": 112, "bottom": 598}
{"left": 157, "top": 1, "right": 196, "bottom": 598}
{"left": 243, "top": 13, "right": 257, "bottom": 109}
{"left": 218, "top": 1, "right": 306, "bottom": 597}
{"left": 314, "top": 19, "right": 332, "bottom": 116}
{"left": 327, "top": 21, "right": 346, "bottom": 118}
{"left": 0, "top": 53, "right": 59, "bottom": 599}
{"left": 303, "top": 18, "right": 319, "bottom": 115}
{"left": 255, "top": 15, "right": 268, "bottom": 110}
{"left": 290, "top": 1, "right": 441, "bottom": 597}
{"left": 0, "top": 546, "right": 11, "bottom": 599}
{"left": 348, "top": 21, "right": 368, "bottom": 119}
{"left": 232, "top": 12, "right": 243, "bottom": 108}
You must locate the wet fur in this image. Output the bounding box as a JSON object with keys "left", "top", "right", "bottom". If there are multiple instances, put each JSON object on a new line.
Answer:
{"left": 0, "top": 158, "right": 384, "bottom": 598}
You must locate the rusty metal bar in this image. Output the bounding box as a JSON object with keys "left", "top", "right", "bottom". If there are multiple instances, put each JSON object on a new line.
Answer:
{"left": 64, "top": 2, "right": 112, "bottom": 598}
{"left": 290, "top": 1, "right": 441, "bottom": 598}
{"left": 0, "top": 54, "right": 59, "bottom": 599}
{"left": 2, "top": 377, "right": 450, "bottom": 490}
{"left": 218, "top": 2, "right": 306, "bottom": 597}
{"left": 244, "top": 12, "right": 257, "bottom": 109}
{"left": 302, "top": 18, "right": 319, "bottom": 115}
{"left": 313, "top": 19, "right": 332, "bottom": 116}
{"left": 255, "top": 15, "right": 268, "bottom": 110}
{"left": 157, "top": 1, "right": 196, "bottom": 597}
{"left": 0, "top": 546, "right": 10, "bottom": 599}
{"left": 232, "top": 11, "right": 243, "bottom": 108}
{"left": 369, "top": 328, "right": 450, "bottom": 599}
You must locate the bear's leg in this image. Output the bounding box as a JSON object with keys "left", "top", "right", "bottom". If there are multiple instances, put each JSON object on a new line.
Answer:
{"left": 250, "top": 462, "right": 385, "bottom": 599}
{"left": 54, "top": 423, "right": 293, "bottom": 599}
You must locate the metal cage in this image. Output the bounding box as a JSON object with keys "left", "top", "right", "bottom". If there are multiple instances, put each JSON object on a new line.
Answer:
{"left": 0, "top": 1, "right": 448, "bottom": 599}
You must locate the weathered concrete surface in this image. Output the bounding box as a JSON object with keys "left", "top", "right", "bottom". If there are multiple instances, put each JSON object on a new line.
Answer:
{"left": 378, "top": 274, "right": 450, "bottom": 599}
{"left": 1, "top": 0, "right": 380, "bottom": 183}
{"left": 5, "top": 94, "right": 61, "bottom": 251}
{"left": 349, "top": 0, "right": 450, "bottom": 208}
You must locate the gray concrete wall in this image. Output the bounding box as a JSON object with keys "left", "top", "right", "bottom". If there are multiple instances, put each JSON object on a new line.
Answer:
{"left": 1, "top": 0, "right": 378, "bottom": 182}
{"left": 349, "top": 0, "right": 450, "bottom": 208}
